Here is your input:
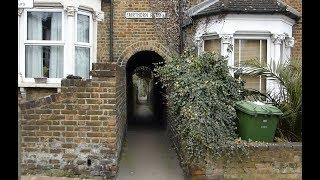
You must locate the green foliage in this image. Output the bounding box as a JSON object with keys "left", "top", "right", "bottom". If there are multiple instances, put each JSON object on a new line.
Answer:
{"left": 240, "top": 58, "right": 302, "bottom": 141}
{"left": 154, "top": 51, "right": 245, "bottom": 168}
{"left": 132, "top": 66, "right": 153, "bottom": 97}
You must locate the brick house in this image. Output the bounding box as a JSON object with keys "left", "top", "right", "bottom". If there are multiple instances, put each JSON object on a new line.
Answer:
{"left": 18, "top": 0, "right": 302, "bottom": 178}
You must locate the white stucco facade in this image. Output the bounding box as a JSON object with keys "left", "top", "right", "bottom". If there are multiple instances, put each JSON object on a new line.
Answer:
{"left": 18, "top": 0, "right": 103, "bottom": 89}
{"left": 194, "top": 14, "right": 296, "bottom": 97}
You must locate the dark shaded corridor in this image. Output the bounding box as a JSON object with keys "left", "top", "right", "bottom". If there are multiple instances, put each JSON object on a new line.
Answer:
{"left": 116, "top": 51, "right": 184, "bottom": 180}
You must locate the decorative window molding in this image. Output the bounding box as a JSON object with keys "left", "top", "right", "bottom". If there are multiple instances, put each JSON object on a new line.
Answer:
{"left": 219, "top": 34, "right": 233, "bottom": 45}
{"left": 64, "top": 6, "right": 78, "bottom": 16}
{"left": 92, "top": 11, "right": 105, "bottom": 22}
{"left": 271, "top": 34, "right": 286, "bottom": 44}
{"left": 284, "top": 36, "right": 295, "bottom": 47}
{"left": 18, "top": 8, "right": 24, "bottom": 16}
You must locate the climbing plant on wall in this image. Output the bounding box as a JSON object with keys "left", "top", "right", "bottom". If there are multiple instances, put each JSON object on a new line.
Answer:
{"left": 154, "top": 50, "right": 246, "bottom": 169}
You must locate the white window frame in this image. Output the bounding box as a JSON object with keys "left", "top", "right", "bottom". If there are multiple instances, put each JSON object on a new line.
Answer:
{"left": 233, "top": 35, "right": 271, "bottom": 93}
{"left": 21, "top": 8, "right": 65, "bottom": 85}
{"left": 74, "top": 10, "right": 93, "bottom": 79}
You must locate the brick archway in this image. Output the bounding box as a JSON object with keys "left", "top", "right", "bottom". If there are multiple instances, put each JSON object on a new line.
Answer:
{"left": 116, "top": 41, "right": 173, "bottom": 67}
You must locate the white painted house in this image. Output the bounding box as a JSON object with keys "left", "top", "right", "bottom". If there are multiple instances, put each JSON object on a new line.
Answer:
{"left": 184, "top": 0, "right": 301, "bottom": 97}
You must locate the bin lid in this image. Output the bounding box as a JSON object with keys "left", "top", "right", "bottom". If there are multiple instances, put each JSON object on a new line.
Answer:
{"left": 235, "top": 101, "right": 283, "bottom": 116}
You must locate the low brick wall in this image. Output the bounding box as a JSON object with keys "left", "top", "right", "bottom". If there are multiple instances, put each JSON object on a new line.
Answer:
{"left": 187, "top": 142, "right": 302, "bottom": 179}
{"left": 19, "top": 63, "right": 124, "bottom": 178}
{"left": 167, "top": 110, "right": 302, "bottom": 179}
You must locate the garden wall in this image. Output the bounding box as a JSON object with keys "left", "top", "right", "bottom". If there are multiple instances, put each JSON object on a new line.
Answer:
{"left": 167, "top": 113, "right": 302, "bottom": 179}
{"left": 19, "top": 63, "right": 125, "bottom": 178}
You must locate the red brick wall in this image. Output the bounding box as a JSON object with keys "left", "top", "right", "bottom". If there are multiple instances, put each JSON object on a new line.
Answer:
{"left": 19, "top": 64, "right": 120, "bottom": 177}
{"left": 97, "top": 0, "right": 180, "bottom": 63}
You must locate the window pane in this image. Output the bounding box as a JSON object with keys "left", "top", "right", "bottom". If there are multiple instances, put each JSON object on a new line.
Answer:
{"left": 261, "top": 40, "right": 267, "bottom": 64}
{"left": 77, "top": 14, "right": 90, "bottom": 43}
{"left": 242, "top": 75, "right": 260, "bottom": 91}
{"left": 204, "top": 39, "right": 221, "bottom": 54}
{"left": 241, "top": 75, "right": 267, "bottom": 94}
{"left": 240, "top": 40, "right": 260, "bottom": 65}
{"left": 75, "top": 47, "right": 90, "bottom": 79}
{"left": 27, "top": 12, "right": 62, "bottom": 40}
{"left": 25, "top": 45, "right": 64, "bottom": 78}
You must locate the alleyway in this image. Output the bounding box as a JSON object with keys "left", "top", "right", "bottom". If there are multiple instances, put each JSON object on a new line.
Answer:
{"left": 116, "top": 103, "right": 184, "bottom": 180}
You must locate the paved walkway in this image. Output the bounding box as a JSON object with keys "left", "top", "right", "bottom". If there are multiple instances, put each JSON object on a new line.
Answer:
{"left": 116, "top": 104, "right": 185, "bottom": 180}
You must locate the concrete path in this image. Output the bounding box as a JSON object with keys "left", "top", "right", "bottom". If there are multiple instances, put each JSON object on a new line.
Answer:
{"left": 116, "top": 104, "right": 185, "bottom": 180}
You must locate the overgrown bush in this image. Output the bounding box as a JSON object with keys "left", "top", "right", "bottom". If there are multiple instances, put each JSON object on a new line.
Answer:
{"left": 239, "top": 58, "right": 302, "bottom": 141}
{"left": 154, "top": 51, "right": 245, "bottom": 169}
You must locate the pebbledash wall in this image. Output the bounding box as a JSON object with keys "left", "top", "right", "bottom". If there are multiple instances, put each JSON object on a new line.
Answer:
{"left": 18, "top": 0, "right": 302, "bottom": 178}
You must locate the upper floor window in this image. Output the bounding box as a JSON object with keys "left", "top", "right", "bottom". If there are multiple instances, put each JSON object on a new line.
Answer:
{"left": 25, "top": 11, "right": 64, "bottom": 78}
{"left": 234, "top": 39, "right": 267, "bottom": 94}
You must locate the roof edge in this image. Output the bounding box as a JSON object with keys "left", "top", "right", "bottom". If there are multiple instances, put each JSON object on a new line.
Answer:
{"left": 277, "top": 0, "right": 302, "bottom": 19}
{"left": 186, "top": 0, "right": 219, "bottom": 17}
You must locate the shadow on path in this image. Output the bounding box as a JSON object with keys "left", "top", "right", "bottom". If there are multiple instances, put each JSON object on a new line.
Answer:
{"left": 117, "top": 103, "right": 184, "bottom": 180}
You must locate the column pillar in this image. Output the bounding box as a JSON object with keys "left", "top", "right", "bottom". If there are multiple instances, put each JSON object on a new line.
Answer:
{"left": 220, "top": 34, "right": 233, "bottom": 76}
{"left": 268, "top": 34, "right": 286, "bottom": 98}
{"left": 64, "top": 6, "right": 78, "bottom": 77}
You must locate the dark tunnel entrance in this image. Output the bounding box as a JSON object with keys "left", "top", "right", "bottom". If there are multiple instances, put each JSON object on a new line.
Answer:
{"left": 126, "top": 51, "right": 166, "bottom": 130}
{"left": 117, "top": 51, "right": 184, "bottom": 179}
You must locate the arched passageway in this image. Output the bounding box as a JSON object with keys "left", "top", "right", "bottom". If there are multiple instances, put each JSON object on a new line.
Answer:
{"left": 117, "top": 51, "right": 184, "bottom": 179}
{"left": 126, "top": 51, "right": 166, "bottom": 130}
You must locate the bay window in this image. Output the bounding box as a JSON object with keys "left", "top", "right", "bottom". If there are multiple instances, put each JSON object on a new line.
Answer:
{"left": 19, "top": 8, "right": 94, "bottom": 86}
{"left": 234, "top": 39, "right": 268, "bottom": 94}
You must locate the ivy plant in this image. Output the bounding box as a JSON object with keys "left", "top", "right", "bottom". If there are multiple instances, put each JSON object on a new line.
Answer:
{"left": 154, "top": 51, "right": 246, "bottom": 169}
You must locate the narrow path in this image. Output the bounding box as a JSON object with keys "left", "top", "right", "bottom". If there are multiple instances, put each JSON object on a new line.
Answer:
{"left": 116, "top": 104, "right": 184, "bottom": 180}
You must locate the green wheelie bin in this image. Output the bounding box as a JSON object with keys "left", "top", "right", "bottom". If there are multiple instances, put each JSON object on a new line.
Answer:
{"left": 235, "top": 101, "right": 283, "bottom": 142}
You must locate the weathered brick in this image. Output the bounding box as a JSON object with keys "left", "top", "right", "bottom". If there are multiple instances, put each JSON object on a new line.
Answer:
{"left": 87, "top": 132, "right": 103, "bottom": 137}
{"left": 86, "top": 121, "right": 102, "bottom": 126}
{"left": 35, "top": 109, "right": 52, "bottom": 114}
{"left": 61, "top": 110, "right": 77, "bottom": 114}
{"left": 63, "top": 132, "right": 77, "bottom": 137}
{"left": 87, "top": 110, "right": 103, "bottom": 115}
{"left": 76, "top": 93, "right": 91, "bottom": 98}
{"left": 86, "top": 99, "right": 103, "bottom": 104}
{"left": 49, "top": 126, "right": 65, "bottom": 131}
{"left": 61, "top": 121, "right": 77, "bottom": 125}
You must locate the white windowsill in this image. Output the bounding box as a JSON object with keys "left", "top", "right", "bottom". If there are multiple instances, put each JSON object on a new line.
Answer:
{"left": 18, "top": 82, "right": 61, "bottom": 88}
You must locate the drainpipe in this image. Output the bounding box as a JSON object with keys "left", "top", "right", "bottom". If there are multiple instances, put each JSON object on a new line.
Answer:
{"left": 109, "top": 0, "right": 114, "bottom": 62}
